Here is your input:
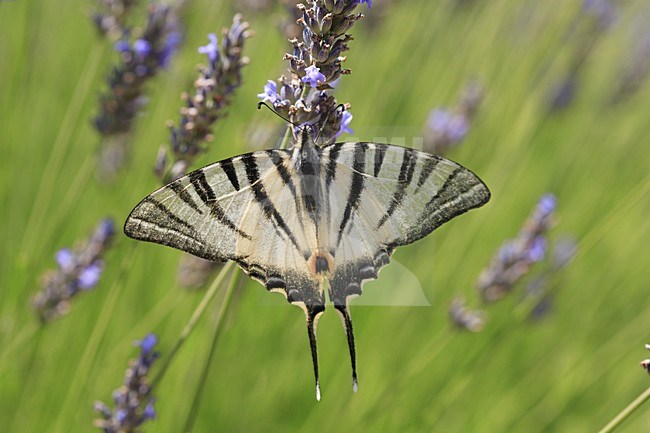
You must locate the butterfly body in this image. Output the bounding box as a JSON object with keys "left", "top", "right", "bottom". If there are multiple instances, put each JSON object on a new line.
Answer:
{"left": 124, "top": 129, "right": 490, "bottom": 399}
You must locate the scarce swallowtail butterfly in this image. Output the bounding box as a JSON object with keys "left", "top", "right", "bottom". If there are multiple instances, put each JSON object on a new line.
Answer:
{"left": 124, "top": 128, "right": 490, "bottom": 400}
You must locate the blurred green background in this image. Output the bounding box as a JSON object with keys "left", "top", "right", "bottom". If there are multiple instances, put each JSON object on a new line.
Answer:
{"left": 1, "top": 0, "right": 649, "bottom": 432}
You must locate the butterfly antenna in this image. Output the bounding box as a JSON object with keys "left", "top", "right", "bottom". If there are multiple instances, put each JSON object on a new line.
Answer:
{"left": 257, "top": 102, "right": 301, "bottom": 128}
{"left": 334, "top": 304, "right": 358, "bottom": 393}
{"left": 305, "top": 305, "right": 323, "bottom": 401}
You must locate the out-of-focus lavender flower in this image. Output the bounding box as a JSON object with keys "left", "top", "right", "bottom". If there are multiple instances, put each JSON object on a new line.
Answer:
{"left": 583, "top": 0, "right": 617, "bottom": 29}
{"left": 93, "top": 0, "right": 140, "bottom": 38}
{"left": 548, "top": 0, "right": 617, "bottom": 112}
{"left": 133, "top": 39, "right": 152, "bottom": 59}
{"left": 32, "top": 218, "right": 115, "bottom": 323}
{"left": 641, "top": 344, "right": 650, "bottom": 374}
{"left": 549, "top": 75, "right": 577, "bottom": 111}
{"left": 526, "top": 237, "right": 547, "bottom": 263}
{"left": 156, "top": 15, "right": 252, "bottom": 183}
{"left": 552, "top": 236, "right": 577, "bottom": 268}
{"left": 611, "top": 16, "right": 650, "bottom": 105}
{"left": 423, "top": 82, "right": 482, "bottom": 156}
{"left": 428, "top": 110, "right": 469, "bottom": 141}
{"left": 55, "top": 249, "right": 76, "bottom": 273}
{"left": 94, "top": 334, "right": 160, "bottom": 432}
{"left": 521, "top": 235, "right": 577, "bottom": 320}
{"left": 176, "top": 255, "right": 223, "bottom": 289}
{"left": 476, "top": 194, "right": 557, "bottom": 303}
{"left": 258, "top": 0, "right": 370, "bottom": 144}
{"left": 95, "top": 3, "right": 182, "bottom": 182}
{"left": 78, "top": 262, "right": 105, "bottom": 289}
{"left": 449, "top": 297, "right": 486, "bottom": 332}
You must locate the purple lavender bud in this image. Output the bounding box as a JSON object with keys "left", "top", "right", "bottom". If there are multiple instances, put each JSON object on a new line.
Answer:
{"left": 583, "top": 0, "right": 617, "bottom": 28}
{"left": 56, "top": 248, "right": 76, "bottom": 272}
{"left": 527, "top": 237, "right": 547, "bottom": 263}
{"left": 143, "top": 402, "right": 156, "bottom": 420}
{"left": 549, "top": 76, "right": 576, "bottom": 110}
{"left": 497, "top": 240, "right": 518, "bottom": 263}
{"left": 428, "top": 109, "right": 450, "bottom": 130}
{"left": 537, "top": 194, "right": 557, "bottom": 218}
{"left": 94, "top": 333, "right": 159, "bottom": 430}
{"left": 160, "top": 31, "right": 182, "bottom": 68}
{"left": 115, "top": 409, "right": 127, "bottom": 423}
{"left": 198, "top": 33, "right": 220, "bottom": 63}
{"left": 133, "top": 39, "right": 152, "bottom": 59}
{"left": 257, "top": 80, "right": 280, "bottom": 103}
{"left": 301, "top": 65, "right": 326, "bottom": 87}
{"left": 447, "top": 116, "right": 469, "bottom": 142}
{"left": 114, "top": 40, "right": 130, "bottom": 53}
{"left": 138, "top": 333, "right": 158, "bottom": 354}
{"left": 428, "top": 109, "right": 469, "bottom": 142}
{"left": 97, "top": 218, "right": 115, "bottom": 241}
{"left": 78, "top": 262, "right": 104, "bottom": 289}
{"left": 357, "top": 0, "right": 372, "bottom": 8}
{"left": 335, "top": 110, "right": 354, "bottom": 137}
{"left": 449, "top": 297, "right": 485, "bottom": 332}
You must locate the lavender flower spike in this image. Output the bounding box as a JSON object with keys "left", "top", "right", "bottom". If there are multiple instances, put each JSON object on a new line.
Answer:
{"left": 93, "top": 0, "right": 139, "bottom": 38}
{"left": 641, "top": 344, "right": 650, "bottom": 374}
{"left": 32, "top": 218, "right": 115, "bottom": 323}
{"left": 158, "top": 14, "right": 252, "bottom": 183}
{"left": 260, "top": 0, "right": 368, "bottom": 144}
{"left": 476, "top": 194, "right": 557, "bottom": 303}
{"left": 94, "top": 334, "right": 160, "bottom": 432}
{"left": 449, "top": 297, "right": 486, "bottom": 332}
{"left": 95, "top": 4, "right": 181, "bottom": 136}
{"left": 423, "top": 81, "right": 483, "bottom": 156}
{"left": 95, "top": 3, "right": 182, "bottom": 181}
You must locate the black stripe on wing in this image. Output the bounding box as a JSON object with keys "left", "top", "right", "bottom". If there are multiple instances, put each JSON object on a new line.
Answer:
{"left": 124, "top": 197, "right": 223, "bottom": 261}
{"left": 415, "top": 156, "right": 440, "bottom": 190}
{"left": 336, "top": 143, "right": 367, "bottom": 248}
{"left": 220, "top": 158, "right": 241, "bottom": 191}
{"left": 373, "top": 143, "right": 388, "bottom": 177}
{"left": 325, "top": 145, "right": 342, "bottom": 187}
{"left": 135, "top": 197, "right": 198, "bottom": 235}
{"left": 169, "top": 180, "right": 203, "bottom": 214}
{"left": 188, "top": 169, "right": 252, "bottom": 240}
{"left": 242, "top": 154, "right": 303, "bottom": 253}
{"left": 394, "top": 165, "right": 490, "bottom": 246}
{"left": 377, "top": 147, "right": 417, "bottom": 229}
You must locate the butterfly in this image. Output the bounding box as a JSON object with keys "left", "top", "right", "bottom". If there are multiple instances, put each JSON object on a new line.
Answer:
{"left": 124, "top": 128, "right": 490, "bottom": 400}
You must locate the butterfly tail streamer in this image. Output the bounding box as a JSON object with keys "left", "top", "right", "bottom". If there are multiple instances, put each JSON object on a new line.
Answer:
{"left": 306, "top": 305, "right": 325, "bottom": 401}
{"left": 334, "top": 304, "right": 358, "bottom": 393}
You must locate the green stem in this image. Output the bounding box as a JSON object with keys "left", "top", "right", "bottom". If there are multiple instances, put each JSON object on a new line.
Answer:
{"left": 183, "top": 268, "right": 241, "bottom": 433}
{"left": 151, "top": 260, "right": 234, "bottom": 388}
{"left": 278, "top": 123, "right": 294, "bottom": 150}
{"left": 598, "top": 387, "right": 650, "bottom": 433}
